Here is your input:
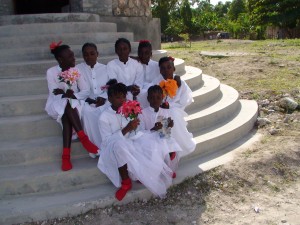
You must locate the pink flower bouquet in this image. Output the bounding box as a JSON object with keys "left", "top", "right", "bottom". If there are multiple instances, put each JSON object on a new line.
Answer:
{"left": 117, "top": 100, "right": 142, "bottom": 120}
{"left": 58, "top": 68, "right": 80, "bottom": 90}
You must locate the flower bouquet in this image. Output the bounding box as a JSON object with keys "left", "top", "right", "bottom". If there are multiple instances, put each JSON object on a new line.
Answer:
{"left": 159, "top": 79, "right": 178, "bottom": 106}
{"left": 58, "top": 67, "right": 80, "bottom": 104}
{"left": 117, "top": 100, "right": 142, "bottom": 139}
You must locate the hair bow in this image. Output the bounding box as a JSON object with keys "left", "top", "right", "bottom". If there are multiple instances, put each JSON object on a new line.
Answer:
{"left": 49, "top": 41, "right": 62, "bottom": 50}
{"left": 139, "top": 39, "right": 151, "bottom": 44}
{"left": 168, "top": 56, "right": 175, "bottom": 62}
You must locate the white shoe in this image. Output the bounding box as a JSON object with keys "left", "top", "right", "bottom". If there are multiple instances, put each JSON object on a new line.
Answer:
{"left": 89, "top": 150, "right": 100, "bottom": 158}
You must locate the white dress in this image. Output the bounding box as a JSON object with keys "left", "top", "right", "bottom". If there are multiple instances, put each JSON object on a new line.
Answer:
{"left": 106, "top": 58, "right": 144, "bottom": 100}
{"left": 138, "top": 59, "right": 162, "bottom": 108}
{"left": 45, "top": 65, "right": 89, "bottom": 125}
{"left": 139, "top": 106, "right": 183, "bottom": 171}
{"left": 159, "top": 76, "right": 196, "bottom": 158}
{"left": 76, "top": 62, "right": 110, "bottom": 148}
{"left": 97, "top": 106, "right": 173, "bottom": 198}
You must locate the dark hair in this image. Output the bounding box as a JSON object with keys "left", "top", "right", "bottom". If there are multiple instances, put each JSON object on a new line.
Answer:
{"left": 50, "top": 45, "right": 70, "bottom": 61}
{"left": 159, "top": 56, "right": 174, "bottom": 67}
{"left": 107, "top": 82, "right": 127, "bottom": 97}
{"left": 82, "top": 42, "right": 98, "bottom": 53}
{"left": 115, "top": 38, "right": 131, "bottom": 51}
{"left": 106, "top": 78, "right": 118, "bottom": 86}
{"left": 148, "top": 85, "right": 163, "bottom": 96}
{"left": 138, "top": 40, "right": 152, "bottom": 53}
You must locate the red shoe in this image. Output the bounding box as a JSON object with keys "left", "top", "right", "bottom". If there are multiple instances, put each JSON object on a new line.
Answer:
{"left": 170, "top": 152, "right": 176, "bottom": 161}
{"left": 61, "top": 148, "right": 72, "bottom": 171}
{"left": 115, "top": 178, "right": 132, "bottom": 201}
{"left": 77, "top": 130, "right": 98, "bottom": 154}
{"left": 172, "top": 172, "right": 176, "bottom": 179}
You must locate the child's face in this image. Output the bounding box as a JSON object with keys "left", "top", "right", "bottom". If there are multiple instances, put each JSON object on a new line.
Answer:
{"left": 160, "top": 61, "right": 175, "bottom": 80}
{"left": 148, "top": 91, "right": 163, "bottom": 110}
{"left": 59, "top": 48, "right": 75, "bottom": 68}
{"left": 109, "top": 92, "right": 126, "bottom": 110}
{"left": 83, "top": 46, "right": 98, "bottom": 67}
{"left": 138, "top": 47, "right": 152, "bottom": 64}
{"left": 115, "top": 42, "right": 131, "bottom": 62}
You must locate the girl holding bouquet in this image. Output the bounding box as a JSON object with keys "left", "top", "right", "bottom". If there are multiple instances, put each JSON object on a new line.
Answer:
{"left": 139, "top": 85, "right": 183, "bottom": 177}
{"left": 45, "top": 42, "right": 99, "bottom": 171}
{"left": 158, "top": 56, "right": 196, "bottom": 158}
{"left": 132, "top": 40, "right": 182, "bottom": 108}
{"left": 97, "top": 82, "right": 173, "bottom": 201}
{"left": 76, "top": 43, "right": 110, "bottom": 152}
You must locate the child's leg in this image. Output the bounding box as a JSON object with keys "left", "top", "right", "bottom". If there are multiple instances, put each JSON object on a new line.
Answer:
{"left": 115, "top": 164, "right": 132, "bottom": 201}
{"left": 61, "top": 114, "right": 73, "bottom": 171}
{"left": 64, "top": 103, "right": 98, "bottom": 154}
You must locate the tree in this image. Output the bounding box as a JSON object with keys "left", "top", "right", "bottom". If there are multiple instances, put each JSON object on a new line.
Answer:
{"left": 228, "top": 0, "right": 247, "bottom": 21}
{"left": 180, "top": 0, "right": 193, "bottom": 33}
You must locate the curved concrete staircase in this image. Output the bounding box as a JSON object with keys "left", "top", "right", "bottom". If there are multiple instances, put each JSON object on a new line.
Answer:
{"left": 0, "top": 13, "right": 258, "bottom": 225}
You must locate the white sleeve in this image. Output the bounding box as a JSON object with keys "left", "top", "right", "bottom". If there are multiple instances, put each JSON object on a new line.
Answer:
{"left": 74, "top": 74, "right": 90, "bottom": 100}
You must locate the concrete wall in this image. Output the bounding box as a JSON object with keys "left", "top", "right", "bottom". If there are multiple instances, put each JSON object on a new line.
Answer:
{"left": 100, "top": 16, "right": 161, "bottom": 50}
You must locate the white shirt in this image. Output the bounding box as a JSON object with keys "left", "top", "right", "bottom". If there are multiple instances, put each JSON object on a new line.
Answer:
{"left": 76, "top": 62, "right": 109, "bottom": 99}
{"left": 139, "top": 107, "right": 171, "bottom": 131}
{"left": 106, "top": 58, "right": 144, "bottom": 88}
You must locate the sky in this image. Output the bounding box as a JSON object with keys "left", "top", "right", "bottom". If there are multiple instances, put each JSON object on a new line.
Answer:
{"left": 209, "top": 0, "right": 232, "bottom": 5}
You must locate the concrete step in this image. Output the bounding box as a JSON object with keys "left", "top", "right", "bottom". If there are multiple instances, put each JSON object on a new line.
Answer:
{"left": 0, "top": 129, "right": 260, "bottom": 225}
{"left": 184, "top": 100, "right": 258, "bottom": 162}
{"left": 0, "top": 42, "right": 139, "bottom": 63}
{"left": 185, "top": 74, "right": 220, "bottom": 112}
{"left": 0, "top": 136, "right": 92, "bottom": 166}
{"left": 0, "top": 114, "right": 60, "bottom": 141}
{"left": 0, "top": 50, "right": 167, "bottom": 78}
{"left": 0, "top": 77, "right": 47, "bottom": 97}
{"left": 0, "top": 32, "right": 134, "bottom": 49}
{"left": 0, "top": 95, "right": 47, "bottom": 117}
{"left": 0, "top": 157, "right": 107, "bottom": 198}
{"left": 186, "top": 84, "right": 240, "bottom": 133}
{"left": 0, "top": 22, "right": 116, "bottom": 38}
{"left": 180, "top": 66, "right": 203, "bottom": 91}
{"left": 0, "top": 13, "right": 101, "bottom": 26}
{"left": 0, "top": 100, "right": 257, "bottom": 199}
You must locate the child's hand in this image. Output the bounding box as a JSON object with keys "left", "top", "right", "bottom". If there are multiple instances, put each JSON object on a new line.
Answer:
{"left": 63, "top": 89, "right": 76, "bottom": 99}
{"left": 167, "top": 117, "right": 174, "bottom": 128}
{"left": 85, "top": 98, "right": 96, "bottom": 105}
{"left": 161, "top": 102, "right": 169, "bottom": 109}
{"left": 126, "top": 118, "right": 140, "bottom": 132}
{"left": 151, "top": 122, "right": 163, "bottom": 131}
{"left": 95, "top": 97, "right": 106, "bottom": 107}
{"left": 174, "top": 75, "right": 181, "bottom": 87}
{"left": 130, "top": 85, "right": 140, "bottom": 97}
{"left": 52, "top": 88, "right": 65, "bottom": 95}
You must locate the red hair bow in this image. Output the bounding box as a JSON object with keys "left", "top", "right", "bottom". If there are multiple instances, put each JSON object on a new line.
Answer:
{"left": 139, "top": 39, "right": 150, "bottom": 44}
{"left": 49, "top": 41, "right": 62, "bottom": 50}
{"left": 168, "top": 56, "right": 175, "bottom": 62}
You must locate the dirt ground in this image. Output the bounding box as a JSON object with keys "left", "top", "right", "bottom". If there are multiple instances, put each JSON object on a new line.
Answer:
{"left": 22, "top": 40, "right": 300, "bottom": 225}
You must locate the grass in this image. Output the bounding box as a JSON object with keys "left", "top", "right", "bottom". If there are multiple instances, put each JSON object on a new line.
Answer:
{"left": 162, "top": 39, "right": 300, "bottom": 96}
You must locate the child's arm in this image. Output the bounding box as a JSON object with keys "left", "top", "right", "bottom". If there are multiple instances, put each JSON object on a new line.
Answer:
{"left": 122, "top": 118, "right": 140, "bottom": 135}
{"left": 150, "top": 122, "right": 163, "bottom": 131}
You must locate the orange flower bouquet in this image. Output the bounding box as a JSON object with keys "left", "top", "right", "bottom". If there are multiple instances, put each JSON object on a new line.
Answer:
{"left": 159, "top": 79, "right": 178, "bottom": 106}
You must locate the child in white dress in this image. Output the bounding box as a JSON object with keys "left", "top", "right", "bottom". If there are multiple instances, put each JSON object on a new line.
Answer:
{"left": 158, "top": 56, "right": 196, "bottom": 158}
{"left": 106, "top": 38, "right": 144, "bottom": 101}
{"left": 139, "top": 85, "right": 183, "bottom": 177}
{"left": 97, "top": 83, "right": 173, "bottom": 201}
{"left": 76, "top": 43, "right": 110, "bottom": 151}
{"left": 134, "top": 40, "right": 182, "bottom": 108}
{"left": 45, "top": 42, "right": 99, "bottom": 171}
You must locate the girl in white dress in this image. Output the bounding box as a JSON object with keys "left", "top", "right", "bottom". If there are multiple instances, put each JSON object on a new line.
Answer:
{"left": 76, "top": 43, "right": 110, "bottom": 151}
{"left": 106, "top": 38, "right": 143, "bottom": 101}
{"left": 158, "top": 56, "right": 196, "bottom": 158}
{"left": 134, "top": 40, "right": 182, "bottom": 108}
{"left": 97, "top": 83, "right": 173, "bottom": 201}
{"left": 139, "top": 85, "right": 183, "bottom": 177}
{"left": 45, "top": 43, "right": 99, "bottom": 171}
